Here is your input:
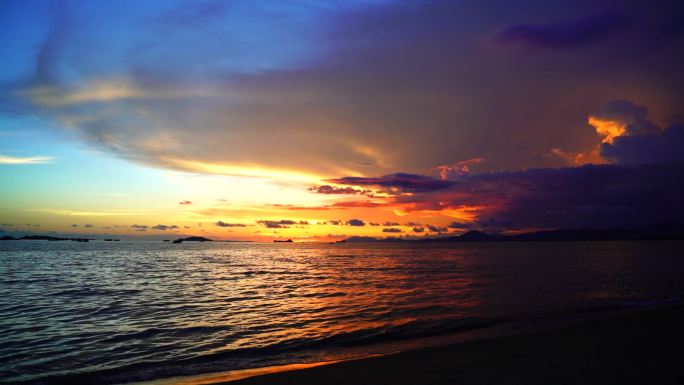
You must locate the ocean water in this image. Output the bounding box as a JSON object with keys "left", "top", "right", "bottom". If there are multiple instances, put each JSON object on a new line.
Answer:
{"left": 1, "top": 240, "right": 684, "bottom": 384}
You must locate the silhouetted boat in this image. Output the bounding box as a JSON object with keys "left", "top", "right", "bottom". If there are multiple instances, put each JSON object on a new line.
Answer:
{"left": 274, "top": 239, "right": 293, "bottom": 242}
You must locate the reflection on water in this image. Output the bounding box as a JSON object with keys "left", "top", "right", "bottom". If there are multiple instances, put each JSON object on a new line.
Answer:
{"left": 1, "top": 241, "right": 683, "bottom": 384}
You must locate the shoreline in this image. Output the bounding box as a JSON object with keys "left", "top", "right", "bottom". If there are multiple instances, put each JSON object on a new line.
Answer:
{"left": 137, "top": 304, "right": 684, "bottom": 385}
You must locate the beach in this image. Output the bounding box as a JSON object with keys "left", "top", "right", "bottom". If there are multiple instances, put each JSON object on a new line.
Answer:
{"left": 221, "top": 304, "right": 684, "bottom": 385}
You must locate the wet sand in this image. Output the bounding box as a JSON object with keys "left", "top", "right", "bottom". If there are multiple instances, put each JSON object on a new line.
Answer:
{"left": 218, "top": 305, "right": 684, "bottom": 385}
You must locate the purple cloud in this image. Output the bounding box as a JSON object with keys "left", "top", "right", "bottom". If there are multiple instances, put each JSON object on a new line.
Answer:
{"left": 496, "top": 12, "right": 629, "bottom": 49}
{"left": 601, "top": 125, "right": 684, "bottom": 166}
{"left": 326, "top": 173, "right": 454, "bottom": 193}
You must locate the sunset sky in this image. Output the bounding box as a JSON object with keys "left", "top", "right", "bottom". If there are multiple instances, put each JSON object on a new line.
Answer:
{"left": 1, "top": 0, "right": 683, "bottom": 241}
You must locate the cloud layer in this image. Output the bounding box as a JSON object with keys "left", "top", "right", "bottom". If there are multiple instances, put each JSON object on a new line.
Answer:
{"left": 3, "top": 0, "right": 684, "bottom": 177}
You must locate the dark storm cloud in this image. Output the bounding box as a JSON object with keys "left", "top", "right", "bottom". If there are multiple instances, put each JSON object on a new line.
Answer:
{"left": 398, "top": 164, "right": 684, "bottom": 229}
{"left": 594, "top": 100, "right": 660, "bottom": 135}
{"left": 593, "top": 100, "right": 684, "bottom": 166}
{"left": 215, "top": 221, "right": 248, "bottom": 227}
{"left": 601, "top": 125, "right": 684, "bottom": 166}
{"left": 495, "top": 12, "right": 629, "bottom": 49}
{"left": 326, "top": 173, "right": 453, "bottom": 193}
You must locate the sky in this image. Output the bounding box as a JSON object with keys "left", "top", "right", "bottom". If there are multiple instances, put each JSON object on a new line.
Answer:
{"left": 1, "top": 0, "right": 683, "bottom": 241}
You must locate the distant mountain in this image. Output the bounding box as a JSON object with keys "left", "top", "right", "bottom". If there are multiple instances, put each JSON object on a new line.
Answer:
{"left": 344, "top": 228, "right": 684, "bottom": 243}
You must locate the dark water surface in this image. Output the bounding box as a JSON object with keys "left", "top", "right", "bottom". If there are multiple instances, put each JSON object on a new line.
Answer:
{"left": 1, "top": 241, "right": 683, "bottom": 384}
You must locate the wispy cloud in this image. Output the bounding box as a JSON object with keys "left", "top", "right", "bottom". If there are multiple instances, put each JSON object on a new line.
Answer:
{"left": 28, "top": 208, "right": 151, "bottom": 216}
{"left": 0, "top": 155, "right": 54, "bottom": 164}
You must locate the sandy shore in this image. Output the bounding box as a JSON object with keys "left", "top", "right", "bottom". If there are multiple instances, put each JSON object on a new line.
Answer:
{"left": 208, "top": 305, "right": 684, "bottom": 385}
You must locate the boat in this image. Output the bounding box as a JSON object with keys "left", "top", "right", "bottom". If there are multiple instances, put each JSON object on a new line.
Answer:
{"left": 274, "top": 239, "right": 293, "bottom": 242}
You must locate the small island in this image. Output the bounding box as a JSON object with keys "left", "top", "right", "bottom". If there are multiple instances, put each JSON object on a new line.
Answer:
{"left": 0, "top": 235, "right": 93, "bottom": 242}
{"left": 172, "top": 236, "right": 213, "bottom": 244}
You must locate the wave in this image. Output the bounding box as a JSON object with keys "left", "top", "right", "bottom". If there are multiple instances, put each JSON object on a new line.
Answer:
{"left": 9, "top": 316, "right": 506, "bottom": 385}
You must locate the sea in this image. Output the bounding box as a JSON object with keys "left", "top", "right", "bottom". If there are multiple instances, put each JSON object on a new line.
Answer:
{"left": 2, "top": 240, "right": 684, "bottom": 384}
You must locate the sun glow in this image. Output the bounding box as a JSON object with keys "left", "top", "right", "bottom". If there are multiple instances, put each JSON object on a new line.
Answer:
{"left": 588, "top": 116, "right": 626, "bottom": 144}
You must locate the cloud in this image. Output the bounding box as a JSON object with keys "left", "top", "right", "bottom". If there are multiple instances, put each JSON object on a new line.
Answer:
{"left": 382, "top": 227, "right": 402, "bottom": 233}
{"left": 590, "top": 100, "right": 684, "bottom": 166}
{"left": 495, "top": 12, "right": 629, "bottom": 49}
{"left": 131, "top": 224, "right": 148, "bottom": 231}
{"left": 346, "top": 219, "right": 365, "bottom": 226}
{"left": 256, "top": 219, "right": 308, "bottom": 228}
{"left": 84, "top": 224, "right": 92, "bottom": 228}
{"left": 28, "top": 208, "right": 150, "bottom": 216}
{"left": 412, "top": 227, "right": 425, "bottom": 233}
{"left": 326, "top": 173, "right": 454, "bottom": 193}
{"left": 216, "top": 221, "right": 248, "bottom": 227}
{"left": 309, "top": 185, "right": 368, "bottom": 195}
{"left": 437, "top": 158, "right": 484, "bottom": 180}
{"left": 179, "top": 200, "right": 192, "bottom": 205}
{"left": 427, "top": 224, "right": 447, "bottom": 233}
{"left": 408, "top": 164, "right": 684, "bottom": 229}
{"left": 7, "top": 1, "right": 684, "bottom": 178}
{"left": 601, "top": 125, "right": 684, "bottom": 166}
{"left": 0, "top": 155, "right": 53, "bottom": 164}
{"left": 152, "top": 224, "right": 179, "bottom": 230}
{"left": 71, "top": 224, "right": 78, "bottom": 227}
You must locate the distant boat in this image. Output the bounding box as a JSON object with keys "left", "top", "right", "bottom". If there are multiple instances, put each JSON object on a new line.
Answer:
{"left": 163, "top": 240, "right": 170, "bottom": 242}
{"left": 274, "top": 239, "right": 293, "bottom": 242}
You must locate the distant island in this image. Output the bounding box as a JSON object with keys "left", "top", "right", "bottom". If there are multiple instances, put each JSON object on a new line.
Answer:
{"left": 344, "top": 228, "right": 684, "bottom": 243}
{"left": 172, "top": 236, "right": 213, "bottom": 244}
{"left": 0, "top": 235, "right": 93, "bottom": 242}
